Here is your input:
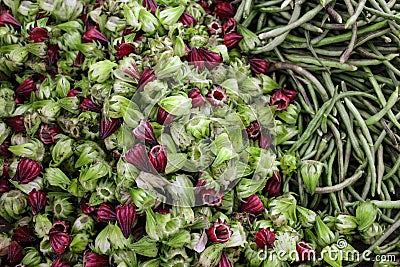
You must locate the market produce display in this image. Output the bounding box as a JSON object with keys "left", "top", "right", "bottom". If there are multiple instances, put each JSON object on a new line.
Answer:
{"left": 0, "top": 0, "right": 399, "bottom": 266}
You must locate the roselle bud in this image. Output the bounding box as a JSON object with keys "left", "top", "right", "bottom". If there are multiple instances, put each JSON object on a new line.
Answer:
{"left": 148, "top": 144, "right": 167, "bottom": 173}
{"left": 246, "top": 121, "right": 261, "bottom": 140}
{"left": 83, "top": 28, "right": 109, "bottom": 45}
{"left": 39, "top": 124, "right": 61, "bottom": 144}
{"left": 8, "top": 241, "right": 24, "bottom": 265}
{"left": 142, "top": 0, "right": 157, "bottom": 14}
{"left": 214, "top": 2, "right": 235, "bottom": 19}
{"left": 124, "top": 143, "right": 157, "bottom": 174}
{"left": 179, "top": 12, "right": 196, "bottom": 27}
{"left": 264, "top": 171, "right": 281, "bottom": 197}
{"left": 13, "top": 226, "right": 37, "bottom": 245}
{"left": 28, "top": 189, "right": 47, "bottom": 215}
{"left": 224, "top": 33, "right": 243, "bottom": 50}
{"left": 157, "top": 107, "right": 175, "bottom": 126}
{"left": 15, "top": 78, "right": 37, "bottom": 99}
{"left": 29, "top": 27, "right": 49, "bottom": 43}
{"left": 296, "top": 241, "right": 315, "bottom": 262}
{"left": 206, "top": 84, "right": 229, "bottom": 106}
{"left": 51, "top": 258, "right": 70, "bottom": 267}
{"left": 356, "top": 201, "right": 378, "bottom": 232}
{"left": 249, "top": 58, "right": 270, "bottom": 75}
{"left": 207, "top": 21, "right": 222, "bottom": 35}
{"left": 4, "top": 116, "right": 25, "bottom": 133}
{"left": 132, "top": 120, "right": 158, "bottom": 145}
{"left": 0, "top": 13, "right": 21, "bottom": 28}
{"left": 14, "top": 158, "right": 41, "bottom": 184}
{"left": 270, "top": 90, "right": 291, "bottom": 111}
{"left": 45, "top": 44, "right": 59, "bottom": 65}
{"left": 300, "top": 160, "right": 324, "bottom": 195}
{"left": 80, "top": 98, "right": 102, "bottom": 112}
{"left": 239, "top": 194, "right": 264, "bottom": 214}
{"left": 255, "top": 228, "right": 276, "bottom": 249}
{"left": 83, "top": 251, "right": 111, "bottom": 267}
{"left": 188, "top": 88, "right": 206, "bottom": 108}
{"left": 208, "top": 220, "right": 232, "bottom": 243}
{"left": 116, "top": 204, "right": 136, "bottom": 238}
{"left": 0, "top": 139, "right": 12, "bottom": 157}
{"left": 100, "top": 118, "right": 121, "bottom": 139}
{"left": 138, "top": 67, "right": 156, "bottom": 91}
{"left": 97, "top": 202, "right": 117, "bottom": 222}
{"left": 81, "top": 199, "right": 96, "bottom": 215}
{"left": 223, "top": 18, "right": 237, "bottom": 34}
{"left": 49, "top": 229, "right": 71, "bottom": 254}
{"left": 116, "top": 43, "right": 137, "bottom": 59}
{"left": 218, "top": 253, "right": 232, "bottom": 267}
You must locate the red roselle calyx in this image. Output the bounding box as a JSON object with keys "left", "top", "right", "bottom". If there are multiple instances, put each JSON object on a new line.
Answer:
{"left": 255, "top": 228, "right": 276, "bottom": 249}
{"left": 296, "top": 241, "right": 315, "bottom": 262}
{"left": 81, "top": 199, "right": 96, "bottom": 215}
{"left": 270, "top": 88, "right": 297, "bottom": 111}
{"left": 258, "top": 132, "right": 272, "bottom": 150}
{"left": 15, "top": 78, "right": 37, "bottom": 99}
{"left": 188, "top": 87, "right": 206, "bottom": 108}
{"left": 14, "top": 158, "right": 41, "bottom": 184}
{"left": 132, "top": 120, "right": 158, "bottom": 145}
{"left": 218, "top": 253, "right": 233, "bottom": 267}
{"left": 4, "top": 115, "right": 26, "bottom": 133}
{"left": 138, "top": 67, "right": 156, "bottom": 91}
{"left": 239, "top": 194, "right": 265, "bottom": 214}
{"left": 157, "top": 107, "right": 175, "bottom": 126}
{"left": 100, "top": 118, "right": 121, "bottom": 139}
{"left": 66, "top": 89, "right": 80, "bottom": 97}
{"left": 207, "top": 21, "right": 223, "bottom": 35}
{"left": 282, "top": 88, "right": 298, "bottom": 102}
{"left": 249, "top": 58, "right": 270, "bottom": 75}
{"left": 83, "top": 28, "right": 109, "bottom": 45}
{"left": 28, "top": 189, "right": 47, "bottom": 215}
{"left": 224, "top": 33, "right": 243, "bottom": 50}
{"left": 148, "top": 145, "right": 167, "bottom": 173}
{"left": 97, "top": 203, "right": 117, "bottom": 222}
{"left": 214, "top": 2, "right": 235, "bottom": 19}
{"left": 13, "top": 226, "right": 37, "bottom": 245}
{"left": 84, "top": 251, "right": 112, "bottom": 267}
{"left": 0, "top": 179, "right": 11, "bottom": 195}
{"left": 195, "top": 179, "right": 223, "bottom": 206}
{"left": 142, "top": 0, "right": 157, "bottom": 14}
{"left": 206, "top": 84, "right": 229, "bottom": 106}
{"left": 208, "top": 220, "right": 232, "bottom": 243}
{"left": 246, "top": 121, "right": 261, "bottom": 140}
{"left": 124, "top": 143, "right": 158, "bottom": 174}
{"left": 29, "top": 27, "right": 49, "bottom": 43}
{"left": 74, "top": 51, "right": 85, "bottom": 67}
{"left": 116, "top": 43, "right": 137, "bottom": 59}
{"left": 51, "top": 258, "right": 70, "bottom": 267}
{"left": 188, "top": 48, "right": 223, "bottom": 70}
{"left": 116, "top": 204, "right": 136, "bottom": 239}
{"left": 80, "top": 98, "right": 102, "bottom": 113}
{"left": 179, "top": 12, "right": 196, "bottom": 27}
{"left": 51, "top": 220, "right": 69, "bottom": 233}
{"left": 39, "top": 124, "right": 61, "bottom": 144}
{"left": 45, "top": 44, "right": 59, "bottom": 65}
{"left": 223, "top": 18, "right": 237, "bottom": 34}
{"left": 0, "top": 138, "right": 12, "bottom": 157}
{"left": 264, "top": 171, "right": 282, "bottom": 197}
{"left": 198, "top": 0, "right": 212, "bottom": 14}
{"left": 49, "top": 221, "right": 71, "bottom": 255}
{"left": 8, "top": 241, "right": 24, "bottom": 265}
{"left": 0, "top": 13, "right": 21, "bottom": 28}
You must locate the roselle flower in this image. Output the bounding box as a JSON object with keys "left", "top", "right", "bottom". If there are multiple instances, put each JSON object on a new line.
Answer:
{"left": 264, "top": 171, "right": 281, "bottom": 197}
{"left": 83, "top": 251, "right": 111, "bottom": 267}
{"left": 49, "top": 228, "right": 71, "bottom": 255}
{"left": 138, "top": 67, "right": 156, "bottom": 91}
{"left": 116, "top": 43, "right": 137, "bottom": 59}
{"left": 206, "top": 84, "right": 229, "bottom": 106}
{"left": 0, "top": 178, "right": 11, "bottom": 195}
{"left": 207, "top": 21, "right": 222, "bottom": 35}
{"left": 224, "top": 33, "right": 243, "bottom": 50}
{"left": 0, "top": 13, "right": 21, "bottom": 28}
{"left": 249, "top": 58, "right": 270, "bottom": 75}
{"left": 51, "top": 258, "right": 70, "bottom": 267}
{"left": 45, "top": 44, "right": 59, "bottom": 65}
{"left": 255, "top": 228, "right": 276, "bottom": 249}
{"left": 157, "top": 107, "right": 175, "bottom": 126}
{"left": 116, "top": 204, "right": 136, "bottom": 239}
{"left": 218, "top": 253, "right": 232, "bottom": 267}
{"left": 4, "top": 116, "right": 25, "bottom": 133}
{"left": 74, "top": 51, "right": 85, "bottom": 67}
{"left": 148, "top": 144, "right": 167, "bottom": 173}
{"left": 142, "top": 0, "right": 157, "bottom": 14}
{"left": 97, "top": 203, "right": 116, "bottom": 222}
{"left": 208, "top": 220, "right": 232, "bottom": 243}
{"left": 15, "top": 78, "right": 37, "bottom": 99}
{"left": 214, "top": 2, "right": 235, "bottom": 19}
{"left": 39, "top": 124, "right": 61, "bottom": 144}
{"left": 14, "top": 158, "right": 41, "bottom": 184}
{"left": 188, "top": 87, "right": 206, "bottom": 108}
{"left": 66, "top": 89, "right": 80, "bottom": 97}
{"left": 223, "top": 18, "right": 237, "bottom": 34}
{"left": 179, "top": 12, "right": 196, "bottom": 27}
{"left": 8, "top": 241, "right": 24, "bottom": 265}
{"left": 132, "top": 120, "right": 158, "bottom": 145}
{"left": 270, "top": 90, "right": 291, "bottom": 111}
{"left": 29, "top": 27, "right": 49, "bottom": 43}
{"left": 80, "top": 98, "right": 102, "bottom": 113}
{"left": 100, "top": 118, "right": 121, "bottom": 139}
{"left": 28, "top": 189, "right": 47, "bottom": 215}
{"left": 0, "top": 138, "right": 12, "bottom": 157}
{"left": 239, "top": 194, "right": 265, "bottom": 214}
{"left": 13, "top": 226, "right": 37, "bottom": 245}
{"left": 296, "top": 241, "right": 315, "bottom": 262}
{"left": 246, "top": 121, "right": 261, "bottom": 139}
{"left": 83, "top": 28, "right": 109, "bottom": 45}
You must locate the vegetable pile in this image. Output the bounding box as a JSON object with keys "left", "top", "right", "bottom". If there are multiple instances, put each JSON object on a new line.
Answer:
{"left": 0, "top": 0, "right": 399, "bottom": 266}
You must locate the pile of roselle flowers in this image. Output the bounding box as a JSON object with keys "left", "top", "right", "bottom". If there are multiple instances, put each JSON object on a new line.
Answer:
{"left": 0, "top": 0, "right": 392, "bottom": 267}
